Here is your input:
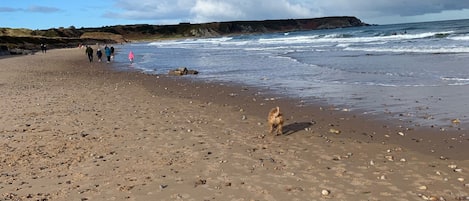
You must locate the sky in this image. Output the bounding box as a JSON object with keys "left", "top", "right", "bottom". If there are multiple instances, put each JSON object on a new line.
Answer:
{"left": 2, "top": 0, "right": 469, "bottom": 29}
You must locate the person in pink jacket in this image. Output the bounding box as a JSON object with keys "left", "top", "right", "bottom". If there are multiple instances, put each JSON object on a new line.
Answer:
{"left": 128, "top": 51, "right": 135, "bottom": 64}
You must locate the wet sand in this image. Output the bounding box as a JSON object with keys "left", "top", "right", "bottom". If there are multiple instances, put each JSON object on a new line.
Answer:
{"left": 0, "top": 48, "right": 468, "bottom": 200}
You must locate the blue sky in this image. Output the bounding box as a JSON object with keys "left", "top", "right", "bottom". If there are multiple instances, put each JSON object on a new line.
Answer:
{"left": 2, "top": 0, "right": 469, "bottom": 29}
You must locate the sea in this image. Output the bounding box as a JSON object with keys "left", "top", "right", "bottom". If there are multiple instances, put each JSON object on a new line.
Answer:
{"left": 113, "top": 18, "right": 469, "bottom": 129}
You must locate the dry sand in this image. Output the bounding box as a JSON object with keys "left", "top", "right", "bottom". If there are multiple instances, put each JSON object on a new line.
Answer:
{"left": 0, "top": 48, "right": 468, "bottom": 201}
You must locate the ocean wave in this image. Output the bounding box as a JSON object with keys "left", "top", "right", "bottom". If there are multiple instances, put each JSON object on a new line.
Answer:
{"left": 323, "top": 33, "right": 354, "bottom": 38}
{"left": 345, "top": 46, "right": 469, "bottom": 53}
{"left": 258, "top": 35, "right": 321, "bottom": 44}
{"left": 148, "top": 36, "right": 233, "bottom": 46}
{"left": 433, "top": 33, "right": 450, "bottom": 38}
{"left": 441, "top": 77, "right": 469, "bottom": 81}
{"left": 147, "top": 29, "right": 459, "bottom": 54}
{"left": 255, "top": 31, "right": 453, "bottom": 46}
{"left": 442, "top": 77, "right": 469, "bottom": 85}
{"left": 449, "top": 35, "right": 469, "bottom": 41}
{"left": 353, "top": 79, "right": 469, "bottom": 87}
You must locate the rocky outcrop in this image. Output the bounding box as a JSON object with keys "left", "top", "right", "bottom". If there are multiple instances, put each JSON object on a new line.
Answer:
{"left": 9, "top": 48, "right": 34, "bottom": 55}
{"left": 189, "top": 28, "right": 220, "bottom": 38}
{"left": 0, "top": 45, "right": 9, "bottom": 56}
{"left": 0, "top": 35, "right": 117, "bottom": 53}
{"left": 168, "top": 67, "right": 199, "bottom": 76}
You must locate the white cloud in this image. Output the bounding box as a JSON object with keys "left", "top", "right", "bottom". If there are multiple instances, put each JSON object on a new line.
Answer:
{"left": 105, "top": 0, "right": 194, "bottom": 21}
{"left": 106, "top": 0, "right": 469, "bottom": 25}
{"left": 27, "top": 5, "right": 62, "bottom": 13}
{"left": 0, "top": 5, "right": 61, "bottom": 13}
{"left": 289, "top": 0, "right": 469, "bottom": 24}
{"left": 0, "top": 7, "right": 20, "bottom": 12}
{"left": 309, "top": 0, "right": 469, "bottom": 18}
{"left": 107, "top": 0, "right": 314, "bottom": 23}
{"left": 190, "top": 0, "right": 244, "bottom": 22}
{"left": 190, "top": 0, "right": 314, "bottom": 22}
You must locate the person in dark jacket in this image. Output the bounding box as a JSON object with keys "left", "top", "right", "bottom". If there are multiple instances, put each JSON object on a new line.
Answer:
{"left": 40, "top": 44, "right": 47, "bottom": 53}
{"left": 86, "top": 46, "right": 93, "bottom": 62}
{"left": 110, "top": 46, "right": 115, "bottom": 60}
{"left": 96, "top": 48, "right": 103, "bottom": 62}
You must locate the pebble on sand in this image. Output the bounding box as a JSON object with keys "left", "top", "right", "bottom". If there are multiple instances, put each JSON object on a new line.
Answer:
{"left": 321, "top": 189, "right": 330, "bottom": 196}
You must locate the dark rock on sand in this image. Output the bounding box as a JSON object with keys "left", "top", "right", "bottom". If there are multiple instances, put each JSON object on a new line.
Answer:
{"left": 168, "top": 67, "right": 199, "bottom": 76}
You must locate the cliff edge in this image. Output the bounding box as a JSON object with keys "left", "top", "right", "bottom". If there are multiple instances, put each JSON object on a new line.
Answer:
{"left": 0, "top": 16, "right": 368, "bottom": 53}
{"left": 185, "top": 16, "right": 368, "bottom": 37}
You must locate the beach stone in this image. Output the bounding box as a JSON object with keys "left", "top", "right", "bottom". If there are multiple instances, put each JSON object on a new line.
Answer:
{"left": 321, "top": 189, "right": 330, "bottom": 196}
{"left": 329, "top": 128, "right": 341, "bottom": 134}
{"left": 385, "top": 155, "right": 394, "bottom": 161}
{"left": 451, "top": 118, "right": 461, "bottom": 125}
{"left": 419, "top": 195, "right": 439, "bottom": 201}
{"left": 418, "top": 185, "right": 428, "bottom": 190}
{"left": 194, "top": 179, "right": 206, "bottom": 187}
{"left": 448, "top": 164, "right": 458, "bottom": 169}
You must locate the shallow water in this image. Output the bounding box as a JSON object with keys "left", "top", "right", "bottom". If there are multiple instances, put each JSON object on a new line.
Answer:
{"left": 112, "top": 19, "right": 469, "bottom": 128}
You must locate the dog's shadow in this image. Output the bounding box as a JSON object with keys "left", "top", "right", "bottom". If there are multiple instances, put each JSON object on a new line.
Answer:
{"left": 282, "top": 122, "right": 314, "bottom": 136}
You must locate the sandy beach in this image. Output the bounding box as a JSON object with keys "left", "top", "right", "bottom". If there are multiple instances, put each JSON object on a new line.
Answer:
{"left": 0, "top": 48, "right": 468, "bottom": 200}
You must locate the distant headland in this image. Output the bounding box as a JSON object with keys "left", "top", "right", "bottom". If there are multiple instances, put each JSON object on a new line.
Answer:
{"left": 0, "top": 16, "right": 368, "bottom": 55}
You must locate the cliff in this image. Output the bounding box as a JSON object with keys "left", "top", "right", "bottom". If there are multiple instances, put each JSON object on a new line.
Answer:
{"left": 0, "top": 16, "right": 368, "bottom": 54}
{"left": 184, "top": 16, "right": 368, "bottom": 37}
{"left": 108, "top": 16, "right": 368, "bottom": 38}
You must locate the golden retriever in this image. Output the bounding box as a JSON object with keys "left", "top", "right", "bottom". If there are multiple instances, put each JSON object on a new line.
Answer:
{"left": 268, "top": 106, "right": 284, "bottom": 135}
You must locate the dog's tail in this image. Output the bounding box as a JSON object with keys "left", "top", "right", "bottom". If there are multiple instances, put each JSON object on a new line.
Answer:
{"left": 275, "top": 106, "right": 281, "bottom": 117}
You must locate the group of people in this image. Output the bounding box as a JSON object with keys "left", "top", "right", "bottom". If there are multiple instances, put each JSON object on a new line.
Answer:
{"left": 85, "top": 45, "right": 114, "bottom": 63}
{"left": 84, "top": 44, "right": 135, "bottom": 64}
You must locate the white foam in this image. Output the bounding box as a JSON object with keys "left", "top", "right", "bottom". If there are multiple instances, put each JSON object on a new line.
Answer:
{"left": 449, "top": 35, "right": 469, "bottom": 41}
{"left": 345, "top": 46, "right": 469, "bottom": 53}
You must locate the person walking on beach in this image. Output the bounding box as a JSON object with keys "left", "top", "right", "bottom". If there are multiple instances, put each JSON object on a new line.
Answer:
{"left": 110, "top": 46, "right": 115, "bottom": 60}
{"left": 40, "top": 44, "right": 47, "bottom": 53}
{"left": 96, "top": 48, "right": 103, "bottom": 62}
{"left": 86, "top": 46, "right": 93, "bottom": 62}
{"left": 104, "top": 46, "right": 111, "bottom": 63}
{"left": 128, "top": 51, "right": 135, "bottom": 64}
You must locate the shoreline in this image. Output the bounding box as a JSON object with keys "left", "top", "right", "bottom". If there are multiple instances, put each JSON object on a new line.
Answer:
{"left": 1, "top": 48, "right": 468, "bottom": 200}
{"left": 109, "top": 63, "right": 468, "bottom": 160}
{"left": 142, "top": 75, "right": 469, "bottom": 160}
